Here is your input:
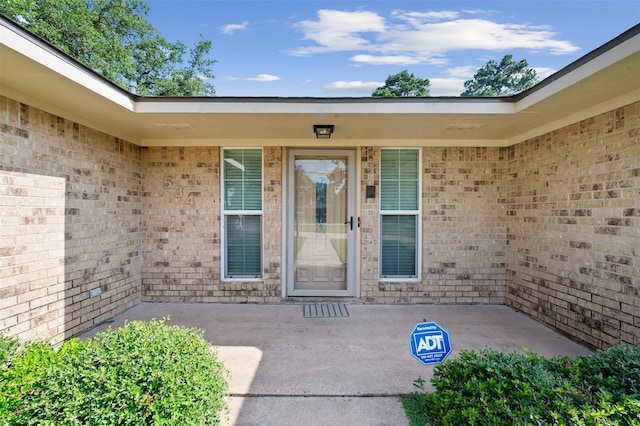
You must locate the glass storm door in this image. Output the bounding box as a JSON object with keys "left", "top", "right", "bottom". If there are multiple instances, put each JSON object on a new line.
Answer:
{"left": 287, "top": 150, "right": 356, "bottom": 296}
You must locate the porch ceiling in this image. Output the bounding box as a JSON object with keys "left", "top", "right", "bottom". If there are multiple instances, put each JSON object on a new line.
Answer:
{"left": 1, "top": 18, "right": 639, "bottom": 147}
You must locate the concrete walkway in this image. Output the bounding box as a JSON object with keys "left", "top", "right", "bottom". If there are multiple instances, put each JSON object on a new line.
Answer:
{"left": 79, "top": 303, "right": 592, "bottom": 426}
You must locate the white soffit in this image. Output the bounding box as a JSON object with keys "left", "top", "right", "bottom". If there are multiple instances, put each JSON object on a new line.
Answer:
{"left": 1, "top": 16, "right": 639, "bottom": 147}
{"left": 0, "top": 20, "right": 134, "bottom": 111}
{"left": 515, "top": 29, "right": 640, "bottom": 113}
{"left": 134, "top": 97, "right": 515, "bottom": 115}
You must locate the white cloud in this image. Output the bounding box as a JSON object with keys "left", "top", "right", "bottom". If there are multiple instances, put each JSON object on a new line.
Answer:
{"left": 324, "top": 77, "right": 465, "bottom": 96}
{"left": 324, "top": 80, "right": 382, "bottom": 94}
{"left": 246, "top": 74, "right": 280, "bottom": 82}
{"left": 461, "top": 9, "right": 497, "bottom": 16}
{"left": 350, "top": 54, "right": 423, "bottom": 65}
{"left": 391, "top": 9, "right": 461, "bottom": 25}
{"left": 446, "top": 65, "right": 479, "bottom": 79}
{"left": 428, "top": 63, "right": 557, "bottom": 97}
{"left": 533, "top": 67, "right": 557, "bottom": 79}
{"left": 380, "top": 19, "right": 579, "bottom": 56}
{"left": 291, "top": 9, "right": 385, "bottom": 55}
{"left": 426, "top": 61, "right": 555, "bottom": 96}
{"left": 221, "top": 21, "right": 248, "bottom": 35}
{"left": 223, "top": 74, "right": 280, "bottom": 82}
{"left": 290, "top": 9, "right": 580, "bottom": 61}
{"left": 14, "top": 15, "right": 29, "bottom": 25}
{"left": 428, "top": 78, "right": 467, "bottom": 96}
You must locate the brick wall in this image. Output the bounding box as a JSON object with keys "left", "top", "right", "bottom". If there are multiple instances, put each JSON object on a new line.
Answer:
{"left": 0, "top": 171, "right": 65, "bottom": 344}
{"left": 506, "top": 102, "right": 640, "bottom": 348}
{"left": 421, "top": 147, "right": 507, "bottom": 304}
{"left": 1, "top": 93, "right": 637, "bottom": 349}
{"left": 359, "top": 147, "right": 380, "bottom": 301}
{"left": 0, "top": 96, "right": 143, "bottom": 342}
{"left": 360, "top": 147, "right": 507, "bottom": 303}
{"left": 141, "top": 146, "right": 281, "bottom": 303}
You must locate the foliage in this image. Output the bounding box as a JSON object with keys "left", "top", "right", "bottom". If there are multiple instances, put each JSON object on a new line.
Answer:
{"left": 461, "top": 54, "right": 539, "bottom": 97}
{"left": 0, "top": 338, "right": 82, "bottom": 421}
{"left": 0, "top": 334, "right": 19, "bottom": 368}
{"left": 372, "top": 70, "right": 430, "bottom": 97}
{"left": 0, "top": 0, "right": 216, "bottom": 95}
{"left": 404, "top": 344, "right": 640, "bottom": 426}
{"left": 0, "top": 319, "right": 228, "bottom": 425}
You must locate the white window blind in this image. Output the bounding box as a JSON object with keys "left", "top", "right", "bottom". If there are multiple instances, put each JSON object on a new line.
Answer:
{"left": 380, "top": 149, "right": 420, "bottom": 278}
{"left": 223, "top": 149, "right": 262, "bottom": 278}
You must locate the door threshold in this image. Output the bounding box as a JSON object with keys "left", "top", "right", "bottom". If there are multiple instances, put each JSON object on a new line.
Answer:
{"left": 283, "top": 297, "right": 362, "bottom": 305}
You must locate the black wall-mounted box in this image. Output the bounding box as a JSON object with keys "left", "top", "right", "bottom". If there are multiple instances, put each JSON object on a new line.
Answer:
{"left": 366, "top": 185, "right": 376, "bottom": 199}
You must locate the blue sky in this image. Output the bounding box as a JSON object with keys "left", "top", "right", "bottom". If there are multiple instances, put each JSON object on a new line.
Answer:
{"left": 146, "top": 1, "right": 640, "bottom": 97}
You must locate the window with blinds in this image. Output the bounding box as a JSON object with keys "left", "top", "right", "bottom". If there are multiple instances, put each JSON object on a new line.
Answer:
{"left": 222, "top": 149, "right": 262, "bottom": 279}
{"left": 380, "top": 149, "right": 420, "bottom": 279}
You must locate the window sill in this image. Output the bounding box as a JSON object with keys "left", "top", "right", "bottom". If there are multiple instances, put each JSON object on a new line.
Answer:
{"left": 222, "top": 278, "right": 264, "bottom": 282}
{"left": 379, "top": 277, "right": 421, "bottom": 283}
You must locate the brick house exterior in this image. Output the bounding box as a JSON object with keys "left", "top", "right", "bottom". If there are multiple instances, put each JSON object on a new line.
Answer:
{"left": 1, "top": 17, "right": 638, "bottom": 349}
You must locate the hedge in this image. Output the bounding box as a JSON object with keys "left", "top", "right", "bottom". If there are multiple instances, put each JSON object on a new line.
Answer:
{"left": 1, "top": 319, "right": 228, "bottom": 425}
{"left": 404, "top": 344, "right": 640, "bottom": 425}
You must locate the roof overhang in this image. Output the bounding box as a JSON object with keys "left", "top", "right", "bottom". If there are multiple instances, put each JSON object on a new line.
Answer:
{"left": 1, "top": 16, "right": 639, "bottom": 147}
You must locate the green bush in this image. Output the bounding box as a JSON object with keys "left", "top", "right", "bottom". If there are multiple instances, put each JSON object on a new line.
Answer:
{"left": 0, "top": 338, "right": 74, "bottom": 421}
{"left": 1, "top": 319, "right": 228, "bottom": 425}
{"left": 404, "top": 344, "right": 640, "bottom": 426}
{"left": 0, "top": 334, "right": 19, "bottom": 368}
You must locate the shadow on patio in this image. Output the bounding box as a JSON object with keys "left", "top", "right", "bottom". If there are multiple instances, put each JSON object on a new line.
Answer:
{"left": 78, "top": 303, "right": 592, "bottom": 426}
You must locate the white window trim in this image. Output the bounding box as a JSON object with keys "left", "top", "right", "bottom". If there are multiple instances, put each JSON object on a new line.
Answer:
{"left": 221, "top": 147, "right": 264, "bottom": 282}
{"left": 379, "top": 148, "right": 422, "bottom": 281}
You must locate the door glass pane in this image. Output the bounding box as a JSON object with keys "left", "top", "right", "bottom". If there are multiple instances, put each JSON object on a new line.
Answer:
{"left": 294, "top": 156, "right": 348, "bottom": 290}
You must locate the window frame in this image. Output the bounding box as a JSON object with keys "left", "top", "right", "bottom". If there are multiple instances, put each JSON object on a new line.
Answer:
{"left": 379, "top": 148, "right": 422, "bottom": 281}
{"left": 221, "top": 147, "right": 264, "bottom": 281}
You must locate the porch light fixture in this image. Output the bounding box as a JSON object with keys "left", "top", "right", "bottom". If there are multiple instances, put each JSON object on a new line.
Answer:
{"left": 313, "top": 124, "right": 334, "bottom": 139}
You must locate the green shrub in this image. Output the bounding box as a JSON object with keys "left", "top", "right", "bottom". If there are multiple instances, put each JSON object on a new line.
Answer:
{"left": 0, "top": 334, "right": 19, "bottom": 368}
{"left": 1, "top": 319, "right": 228, "bottom": 425}
{"left": 1, "top": 336, "right": 78, "bottom": 421}
{"left": 404, "top": 344, "right": 640, "bottom": 426}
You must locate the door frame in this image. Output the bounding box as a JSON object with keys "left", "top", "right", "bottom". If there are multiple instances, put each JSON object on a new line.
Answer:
{"left": 285, "top": 148, "right": 358, "bottom": 297}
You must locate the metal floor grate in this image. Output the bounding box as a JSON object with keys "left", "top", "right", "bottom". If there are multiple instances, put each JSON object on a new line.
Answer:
{"left": 303, "top": 303, "right": 349, "bottom": 318}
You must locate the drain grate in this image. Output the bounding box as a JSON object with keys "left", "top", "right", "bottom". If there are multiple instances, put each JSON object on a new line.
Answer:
{"left": 303, "top": 303, "right": 349, "bottom": 318}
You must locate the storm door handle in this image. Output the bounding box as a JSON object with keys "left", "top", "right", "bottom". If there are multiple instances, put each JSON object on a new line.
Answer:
{"left": 344, "top": 216, "right": 354, "bottom": 230}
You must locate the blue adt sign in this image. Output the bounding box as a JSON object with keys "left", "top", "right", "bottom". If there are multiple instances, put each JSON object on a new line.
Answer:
{"left": 410, "top": 322, "right": 452, "bottom": 365}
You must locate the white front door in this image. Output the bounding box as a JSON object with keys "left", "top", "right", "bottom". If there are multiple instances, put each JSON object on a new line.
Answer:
{"left": 287, "top": 149, "right": 357, "bottom": 297}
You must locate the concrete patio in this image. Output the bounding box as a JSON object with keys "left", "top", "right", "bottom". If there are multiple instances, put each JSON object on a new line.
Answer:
{"left": 79, "top": 303, "right": 593, "bottom": 425}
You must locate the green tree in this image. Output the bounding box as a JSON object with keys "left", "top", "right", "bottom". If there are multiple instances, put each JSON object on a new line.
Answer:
{"left": 461, "top": 54, "right": 538, "bottom": 97}
{"left": 1, "top": 0, "right": 215, "bottom": 96}
{"left": 372, "top": 70, "right": 430, "bottom": 97}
